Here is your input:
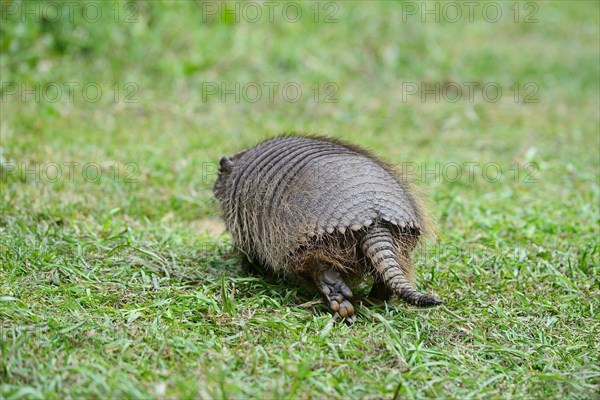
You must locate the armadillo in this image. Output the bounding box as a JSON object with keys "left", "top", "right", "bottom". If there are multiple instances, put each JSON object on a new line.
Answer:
{"left": 213, "top": 135, "right": 442, "bottom": 323}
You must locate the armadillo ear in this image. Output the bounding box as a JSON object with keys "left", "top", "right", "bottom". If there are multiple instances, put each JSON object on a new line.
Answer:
{"left": 219, "top": 157, "right": 234, "bottom": 173}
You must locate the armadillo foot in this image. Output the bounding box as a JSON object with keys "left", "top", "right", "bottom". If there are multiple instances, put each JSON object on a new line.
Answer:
{"left": 313, "top": 269, "right": 356, "bottom": 325}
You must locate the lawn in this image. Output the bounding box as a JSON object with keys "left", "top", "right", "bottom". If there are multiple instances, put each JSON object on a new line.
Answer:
{"left": 1, "top": 1, "right": 599, "bottom": 399}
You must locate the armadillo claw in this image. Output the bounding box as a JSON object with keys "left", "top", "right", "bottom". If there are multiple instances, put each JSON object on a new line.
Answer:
{"left": 344, "top": 313, "right": 357, "bottom": 325}
{"left": 338, "top": 299, "right": 354, "bottom": 318}
{"left": 327, "top": 295, "right": 356, "bottom": 324}
{"left": 329, "top": 299, "right": 340, "bottom": 312}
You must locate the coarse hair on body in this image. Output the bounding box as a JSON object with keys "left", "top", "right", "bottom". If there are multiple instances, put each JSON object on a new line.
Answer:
{"left": 213, "top": 133, "right": 443, "bottom": 316}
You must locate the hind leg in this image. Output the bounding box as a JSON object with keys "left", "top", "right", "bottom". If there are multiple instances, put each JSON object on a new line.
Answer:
{"left": 368, "top": 276, "right": 393, "bottom": 301}
{"left": 312, "top": 267, "right": 356, "bottom": 325}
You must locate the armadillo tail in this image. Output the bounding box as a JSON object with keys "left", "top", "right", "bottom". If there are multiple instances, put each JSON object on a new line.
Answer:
{"left": 361, "top": 226, "right": 442, "bottom": 307}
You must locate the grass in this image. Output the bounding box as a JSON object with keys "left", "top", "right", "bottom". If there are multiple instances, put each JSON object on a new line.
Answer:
{"left": 1, "top": 1, "right": 599, "bottom": 398}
